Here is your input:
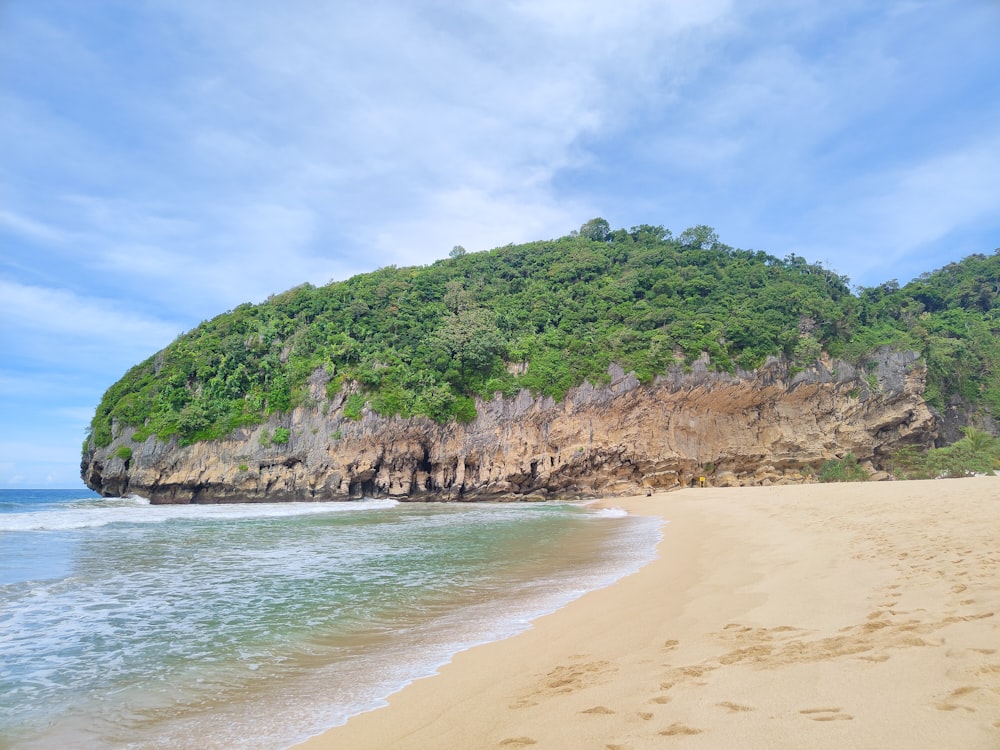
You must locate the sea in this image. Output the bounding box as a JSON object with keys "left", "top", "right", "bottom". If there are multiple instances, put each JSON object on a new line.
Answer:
{"left": 0, "top": 488, "right": 661, "bottom": 749}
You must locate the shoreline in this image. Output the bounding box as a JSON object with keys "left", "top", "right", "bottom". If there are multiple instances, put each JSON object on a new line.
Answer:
{"left": 295, "top": 477, "right": 1000, "bottom": 749}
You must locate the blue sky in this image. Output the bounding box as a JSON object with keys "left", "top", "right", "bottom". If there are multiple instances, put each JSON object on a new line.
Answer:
{"left": 2, "top": 0, "right": 998, "bottom": 488}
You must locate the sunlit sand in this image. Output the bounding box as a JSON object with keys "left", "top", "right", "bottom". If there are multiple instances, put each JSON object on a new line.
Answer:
{"left": 297, "top": 477, "right": 1000, "bottom": 749}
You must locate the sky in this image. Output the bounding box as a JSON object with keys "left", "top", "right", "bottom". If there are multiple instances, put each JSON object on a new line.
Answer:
{"left": 1, "top": 0, "right": 998, "bottom": 488}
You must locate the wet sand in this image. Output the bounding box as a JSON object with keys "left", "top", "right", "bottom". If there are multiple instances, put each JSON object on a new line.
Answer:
{"left": 295, "top": 477, "right": 1000, "bottom": 749}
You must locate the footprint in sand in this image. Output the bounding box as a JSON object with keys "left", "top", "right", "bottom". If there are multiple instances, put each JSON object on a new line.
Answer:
{"left": 717, "top": 701, "right": 753, "bottom": 713}
{"left": 858, "top": 653, "right": 890, "bottom": 663}
{"left": 680, "top": 665, "right": 717, "bottom": 678}
{"left": 499, "top": 738, "right": 537, "bottom": 747}
{"left": 511, "top": 660, "right": 617, "bottom": 708}
{"left": 810, "top": 714, "right": 853, "bottom": 722}
{"left": 581, "top": 706, "right": 615, "bottom": 715}
{"left": 800, "top": 707, "right": 853, "bottom": 721}
{"left": 935, "top": 686, "right": 982, "bottom": 712}
{"left": 659, "top": 722, "right": 703, "bottom": 736}
{"left": 541, "top": 660, "right": 616, "bottom": 694}
{"left": 719, "top": 644, "right": 773, "bottom": 664}
{"left": 507, "top": 699, "right": 538, "bottom": 710}
{"left": 637, "top": 711, "right": 653, "bottom": 720}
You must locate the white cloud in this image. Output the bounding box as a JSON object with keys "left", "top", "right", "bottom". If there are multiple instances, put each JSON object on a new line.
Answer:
{"left": 792, "top": 133, "right": 1000, "bottom": 281}
{"left": 129, "top": 0, "right": 736, "bottom": 273}
{"left": 0, "top": 371, "right": 91, "bottom": 400}
{"left": 3, "top": 1, "right": 745, "bottom": 322}
{"left": 372, "top": 184, "right": 587, "bottom": 266}
{"left": 0, "top": 454, "right": 83, "bottom": 488}
{"left": 869, "top": 137, "right": 1000, "bottom": 252}
{"left": 511, "top": 0, "right": 730, "bottom": 32}
{"left": 0, "top": 209, "right": 72, "bottom": 245}
{"left": 0, "top": 440, "right": 79, "bottom": 465}
{"left": 0, "top": 279, "right": 180, "bottom": 366}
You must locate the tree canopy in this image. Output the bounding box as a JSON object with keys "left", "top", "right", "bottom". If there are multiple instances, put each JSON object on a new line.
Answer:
{"left": 86, "top": 222, "right": 1000, "bottom": 449}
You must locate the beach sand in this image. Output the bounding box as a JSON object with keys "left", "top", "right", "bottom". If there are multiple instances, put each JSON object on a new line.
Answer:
{"left": 295, "top": 477, "right": 1000, "bottom": 749}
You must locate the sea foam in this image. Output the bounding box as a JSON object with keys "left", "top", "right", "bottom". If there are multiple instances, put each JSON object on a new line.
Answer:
{"left": 587, "top": 507, "right": 629, "bottom": 519}
{"left": 1, "top": 494, "right": 660, "bottom": 750}
{"left": 0, "top": 498, "right": 398, "bottom": 532}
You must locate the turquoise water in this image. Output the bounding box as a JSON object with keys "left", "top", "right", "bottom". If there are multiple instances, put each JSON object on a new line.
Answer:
{"left": 0, "top": 489, "right": 660, "bottom": 749}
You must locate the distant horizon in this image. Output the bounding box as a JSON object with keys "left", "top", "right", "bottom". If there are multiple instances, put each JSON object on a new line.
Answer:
{"left": 0, "top": 486, "right": 97, "bottom": 492}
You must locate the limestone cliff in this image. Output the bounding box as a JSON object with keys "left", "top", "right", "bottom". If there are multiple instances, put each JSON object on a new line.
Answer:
{"left": 81, "top": 350, "right": 936, "bottom": 503}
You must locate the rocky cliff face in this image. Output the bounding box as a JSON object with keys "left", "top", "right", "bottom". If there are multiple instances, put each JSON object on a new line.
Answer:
{"left": 82, "top": 350, "right": 937, "bottom": 503}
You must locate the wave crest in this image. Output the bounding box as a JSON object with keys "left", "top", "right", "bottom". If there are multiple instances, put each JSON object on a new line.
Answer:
{"left": 0, "top": 498, "right": 399, "bottom": 533}
{"left": 587, "top": 507, "right": 629, "bottom": 519}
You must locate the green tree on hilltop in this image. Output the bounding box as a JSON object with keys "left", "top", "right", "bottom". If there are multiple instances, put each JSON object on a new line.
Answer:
{"left": 579, "top": 217, "right": 611, "bottom": 242}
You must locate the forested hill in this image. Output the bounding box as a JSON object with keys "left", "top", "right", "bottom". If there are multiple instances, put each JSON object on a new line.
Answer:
{"left": 86, "top": 221, "right": 1000, "bottom": 450}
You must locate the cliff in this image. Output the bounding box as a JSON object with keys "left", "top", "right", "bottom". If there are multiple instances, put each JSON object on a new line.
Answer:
{"left": 81, "top": 349, "right": 936, "bottom": 503}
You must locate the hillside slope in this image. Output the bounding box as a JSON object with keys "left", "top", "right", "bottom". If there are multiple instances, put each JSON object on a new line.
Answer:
{"left": 82, "top": 223, "right": 999, "bottom": 501}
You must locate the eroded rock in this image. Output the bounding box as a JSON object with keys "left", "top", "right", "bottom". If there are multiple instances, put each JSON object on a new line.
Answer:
{"left": 81, "top": 353, "right": 936, "bottom": 503}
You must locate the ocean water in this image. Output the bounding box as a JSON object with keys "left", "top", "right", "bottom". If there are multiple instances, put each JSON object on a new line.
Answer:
{"left": 0, "top": 489, "right": 660, "bottom": 749}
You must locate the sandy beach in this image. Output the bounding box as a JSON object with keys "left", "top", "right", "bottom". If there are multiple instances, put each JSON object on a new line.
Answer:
{"left": 296, "top": 477, "right": 1000, "bottom": 750}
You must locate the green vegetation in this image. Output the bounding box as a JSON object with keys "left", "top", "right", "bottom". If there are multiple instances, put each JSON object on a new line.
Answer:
{"left": 846, "top": 252, "right": 1000, "bottom": 413}
{"left": 817, "top": 453, "right": 868, "bottom": 483}
{"left": 342, "top": 393, "right": 365, "bottom": 421}
{"left": 85, "top": 221, "right": 1000, "bottom": 451}
{"left": 257, "top": 427, "right": 290, "bottom": 446}
{"left": 818, "top": 429, "right": 1000, "bottom": 482}
{"left": 889, "top": 428, "right": 1000, "bottom": 479}
{"left": 115, "top": 445, "right": 133, "bottom": 461}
